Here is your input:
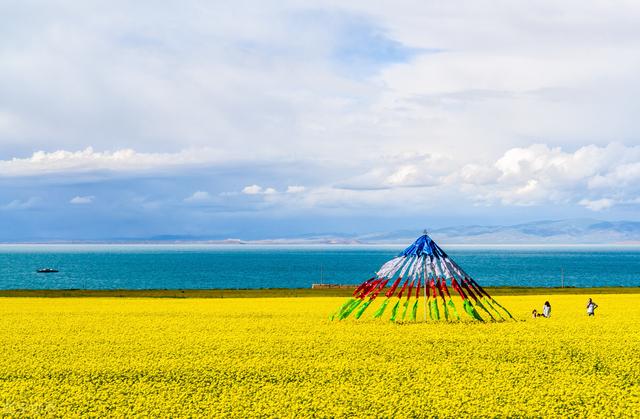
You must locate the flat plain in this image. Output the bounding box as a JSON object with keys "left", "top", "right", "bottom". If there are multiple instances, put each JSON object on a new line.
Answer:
{"left": 1, "top": 294, "right": 638, "bottom": 417}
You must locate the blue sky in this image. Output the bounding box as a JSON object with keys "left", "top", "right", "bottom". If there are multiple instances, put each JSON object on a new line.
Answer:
{"left": 2, "top": 1, "right": 640, "bottom": 240}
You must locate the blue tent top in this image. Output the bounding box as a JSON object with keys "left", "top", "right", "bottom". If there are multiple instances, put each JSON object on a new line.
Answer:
{"left": 399, "top": 234, "right": 436, "bottom": 257}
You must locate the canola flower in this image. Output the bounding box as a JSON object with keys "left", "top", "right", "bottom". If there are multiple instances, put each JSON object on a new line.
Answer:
{"left": 0, "top": 295, "right": 639, "bottom": 417}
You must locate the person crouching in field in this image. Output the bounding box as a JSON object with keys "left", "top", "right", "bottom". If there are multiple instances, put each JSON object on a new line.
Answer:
{"left": 586, "top": 298, "right": 598, "bottom": 316}
{"left": 531, "top": 302, "right": 551, "bottom": 318}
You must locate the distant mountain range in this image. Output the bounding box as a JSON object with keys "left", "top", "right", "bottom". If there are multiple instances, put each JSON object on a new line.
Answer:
{"left": 9, "top": 219, "right": 640, "bottom": 245}
{"left": 360, "top": 219, "right": 640, "bottom": 245}
{"left": 246, "top": 219, "right": 640, "bottom": 245}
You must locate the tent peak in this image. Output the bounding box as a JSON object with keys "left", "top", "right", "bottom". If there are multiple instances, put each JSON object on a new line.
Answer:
{"left": 399, "top": 233, "right": 437, "bottom": 257}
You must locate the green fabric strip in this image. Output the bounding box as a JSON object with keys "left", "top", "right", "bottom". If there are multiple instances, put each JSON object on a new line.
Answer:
{"left": 441, "top": 298, "right": 450, "bottom": 321}
{"left": 373, "top": 299, "right": 390, "bottom": 319}
{"left": 447, "top": 299, "right": 460, "bottom": 320}
{"left": 483, "top": 297, "right": 504, "bottom": 320}
{"left": 411, "top": 300, "right": 419, "bottom": 321}
{"left": 430, "top": 299, "right": 440, "bottom": 321}
{"left": 401, "top": 300, "right": 410, "bottom": 321}
{"left": 354, "top": 300, "right": 372, "bottom": 319}
{"left": 339, "top": 299, "right": 362, "bottom": 320}
{"left": 463, "top": 299, "right": 484, "bottom": 321}
{"left": 332, "top": 297, "right": 355, "bottom": 320}
{"left": 390, "top": 300, "right": 400, "bottom": 322}
{"left": 475, "top": 300, "right": 495, "bottom": 321}
{"left": 491, "top": 298, "right": 515, "bottom": 319}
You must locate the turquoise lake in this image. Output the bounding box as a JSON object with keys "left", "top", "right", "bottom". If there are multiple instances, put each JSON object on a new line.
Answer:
{"left": 0, "top": 245, "right": 639, "bottom": 289}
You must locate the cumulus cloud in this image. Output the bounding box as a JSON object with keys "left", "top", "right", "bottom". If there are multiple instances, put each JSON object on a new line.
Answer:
{"left": 337, "top": 153, "right": 451, "bottom": 190}
{"left": 579, "top": 198, "right": 614, "bottom": 212}
{"left": 184, "top": 191, "right": 212, "bottom": 203}
{"left": 3, "top": 142, "right": 635, "bottom": 215}
{"left": 322, "top": 143, "right": 640, "bottom": 211}
{"left": 456, "top": 164, "right": 501, "bottom": 185}
{"left": 0, "top": 147, "right": 223, "bottom": 177}
{"left": 241, "top": 185, "right": 277, "bottom": 195}
{"left": 3, "top": 1, "right": 640, "bottom": 238}
{"left": 588, "top": 162, "right": 640, "bottom": 190}
{"left": 69, "top": 196, "right": 94, "bottom": 205}
{"left": 286, "top": 186, "right": 306, "bottom": 193}
{"left": 242, "top": 185, "right": 264, "bottom": 195}
{"left": 0, "top": 2, "right": 422, "bottom": 163}
{"left": 4, "top": 1, "right": 640, "bottom": 167}
{"left": 1, "top": 197, "right": 40, "bottom": 210}
{"left": 457, "top": 143, "right": 640, "bottom": 209}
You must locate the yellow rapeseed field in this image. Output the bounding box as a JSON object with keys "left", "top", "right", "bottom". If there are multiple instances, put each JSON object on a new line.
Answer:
{"left": 0, "top": 294, "right": 638, "bottom": 417}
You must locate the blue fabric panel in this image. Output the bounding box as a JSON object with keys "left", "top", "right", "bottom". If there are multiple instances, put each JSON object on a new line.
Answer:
{"left": 399, "top": 234, "right": 438, "bottom": 257}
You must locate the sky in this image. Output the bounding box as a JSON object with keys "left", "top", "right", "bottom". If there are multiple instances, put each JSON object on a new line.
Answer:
{"left": 2, "top": 1, "right": 640, "bottom": 240}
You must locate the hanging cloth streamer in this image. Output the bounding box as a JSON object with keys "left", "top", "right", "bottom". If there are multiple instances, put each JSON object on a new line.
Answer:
{"left": 333, "top": 232, "right": 514, "bottom": 322}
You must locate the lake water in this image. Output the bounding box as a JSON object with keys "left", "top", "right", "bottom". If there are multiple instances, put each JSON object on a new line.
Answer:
{"left": 0, "top": 245, "right": 639, "bottom": 289}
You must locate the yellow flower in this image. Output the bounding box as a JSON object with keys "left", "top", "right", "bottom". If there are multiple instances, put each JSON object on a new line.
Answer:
{"left": 0, "top": 295, "right": 638, "bottom": 417}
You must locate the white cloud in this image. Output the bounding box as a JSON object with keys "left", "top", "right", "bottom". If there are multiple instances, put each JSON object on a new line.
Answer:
{"left": 241, "top": 185, "right": 278, "bottom": 195}
{"left": 69, "top": 195, "right": 94, "bottom": 205}
{"left": 1, "top": 197, "right": 40, "bottom": 210}
{"left": 309, "top": 143, "right": 640, "bottom": 212}
{"left": 457, "top": 143, "right": 640, "bottom": 208}
{"left": 579, "top": 198, "right": 614, "bottom": 212}
{"left": 338, "top": 153, "right": 451, "bottom": 190}
{"left": 184, "top": 191, "right": 212, "bottom": 203}
{"left": 286, "top": 186, "right": 306, "bottom": 193}
{"left": 588, "top": 162, "right": 640, "bottom": 190}
{"left": 0, "top": 147, "right": 224, "bottom": 177}
{"left": 4, "top": 1, "right": 640, "bottom": 168}
{"left": 2, "top": 2, "right": 640, "bottom": 228}
{"left": 456, "top": 164, "right": 501, "bottom": 185}
{"left": 242, "top": 185, "right": 263, "bottom": 195}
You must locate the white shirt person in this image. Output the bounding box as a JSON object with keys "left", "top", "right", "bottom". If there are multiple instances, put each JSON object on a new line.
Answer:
{"left": 586, "top": 298, "right": 598, "bottom": 316}
{"left": 542, "top": 301, "right": 551, "bottom": 318}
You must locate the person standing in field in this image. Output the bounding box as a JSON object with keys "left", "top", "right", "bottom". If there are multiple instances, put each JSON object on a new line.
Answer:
{"left": 542, "top": 301, "right": 551, "bottom": 318}
{"left": 586, "top": 298, "right": 598, "bottom": 316}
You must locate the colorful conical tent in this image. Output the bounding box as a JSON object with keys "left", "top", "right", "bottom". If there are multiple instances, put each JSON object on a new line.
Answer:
{"left": 332, "top": 232, "right": 513, "bottom": 322}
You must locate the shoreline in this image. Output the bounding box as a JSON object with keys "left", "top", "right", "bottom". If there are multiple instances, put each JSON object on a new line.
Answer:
{"left": 0, "top": 286, "right": 639, "bottom": 298}
{"left": 2, "top": 243, "right": 640, "bottom": 248}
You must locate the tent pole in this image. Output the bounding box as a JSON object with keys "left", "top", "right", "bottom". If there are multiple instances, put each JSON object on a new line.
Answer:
{"left": 422, "top": 257, "right": 428, "bottom": 321}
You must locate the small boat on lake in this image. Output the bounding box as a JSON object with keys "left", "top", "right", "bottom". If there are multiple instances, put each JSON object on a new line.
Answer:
{"left": 36, "top": 268, "right": 59, "bottom": 273}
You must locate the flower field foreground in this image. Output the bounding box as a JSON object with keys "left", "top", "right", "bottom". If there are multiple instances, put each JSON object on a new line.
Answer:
{"left": 0, "top": 295, "right": 638, "bottom": 417}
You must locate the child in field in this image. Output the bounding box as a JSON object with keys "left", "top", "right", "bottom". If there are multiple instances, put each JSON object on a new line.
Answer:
{"left": 542, "top": 301, "right": 551, "bottom": 318}
{"left": 586, "top": 298, "right": 598, "bottom": 316}
{"left": 532, "top": 309, "right": 538, "bottom": 318}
